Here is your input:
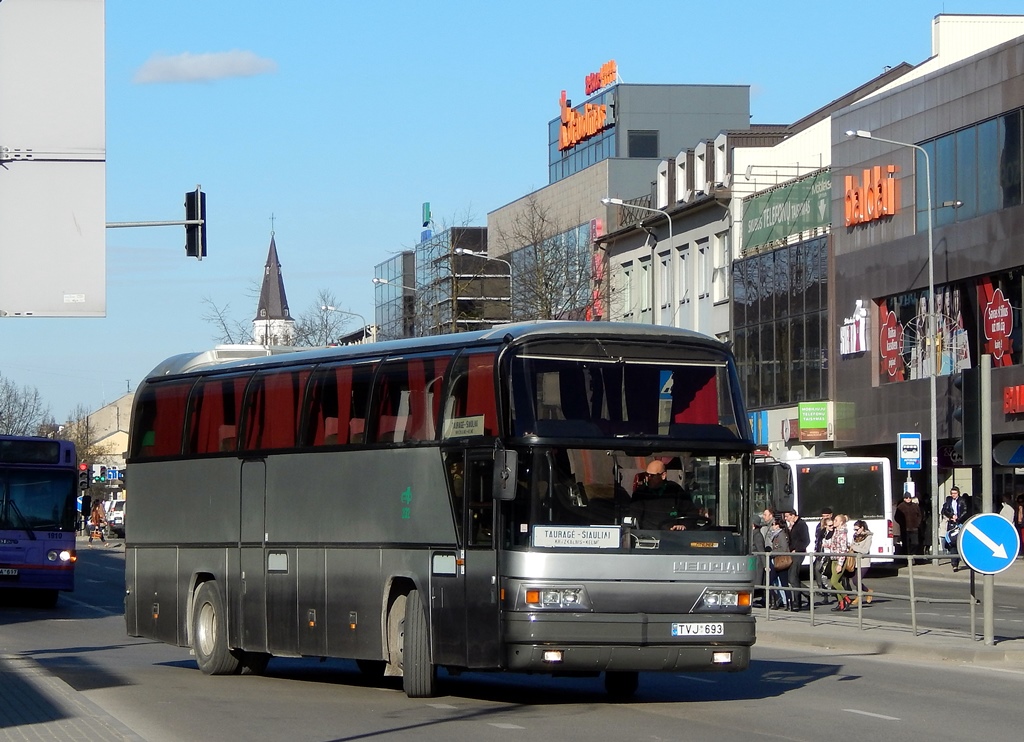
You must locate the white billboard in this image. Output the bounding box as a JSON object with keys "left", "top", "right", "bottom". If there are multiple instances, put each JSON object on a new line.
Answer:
{"left": 0, "top": 0, "right": 105, "bottom": 317}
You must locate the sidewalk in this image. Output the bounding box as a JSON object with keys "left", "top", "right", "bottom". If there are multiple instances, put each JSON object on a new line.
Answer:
{"left": 756, "top": 557, "right": 1024, "bottom": 670}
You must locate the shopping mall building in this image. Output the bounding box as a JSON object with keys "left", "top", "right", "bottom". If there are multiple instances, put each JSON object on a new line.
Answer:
{"left": 378, "top": 14, "right": 1024, "bottom": 505}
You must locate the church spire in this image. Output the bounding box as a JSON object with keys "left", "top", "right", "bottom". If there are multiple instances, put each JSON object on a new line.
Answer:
{"left": 252, "top": 231, "right": 295, "bottom": 346}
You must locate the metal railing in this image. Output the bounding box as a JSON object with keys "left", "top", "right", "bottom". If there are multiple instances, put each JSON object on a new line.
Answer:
{"left": 754, "top": 550, "right": 980, "bottom": 639}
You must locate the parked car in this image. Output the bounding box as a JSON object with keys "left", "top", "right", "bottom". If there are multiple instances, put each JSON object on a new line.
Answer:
{"left": 107, "top": 500, "right": 126, "bottom": 538}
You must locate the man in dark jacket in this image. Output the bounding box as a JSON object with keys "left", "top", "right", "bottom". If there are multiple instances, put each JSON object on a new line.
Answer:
{"left": 941, "top": 486, "right": 971, "bottom": 571}
{"left": 895, "top": 491, "right": 924, "bottom": 562}
{"left": 783, "top": 509, "right": 811, "bottom": 611}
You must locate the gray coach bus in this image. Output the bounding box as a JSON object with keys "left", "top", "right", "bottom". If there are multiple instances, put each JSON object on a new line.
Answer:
{"left": 124, "top": 322, "right": 756, "bottom": 698}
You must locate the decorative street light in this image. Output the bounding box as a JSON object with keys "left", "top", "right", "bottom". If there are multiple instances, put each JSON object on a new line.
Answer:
{"left": 845, "top": 128, "right": 941, "bottom": 554}
{"left": 371, "top": 277, "right": 418, "bottom": 292}
{"left": 454, "top": 248, "right": 514, "bottom": 321}
{"left": 321, "top": 305, "right": 368, "bottom": 343}
{"left": 601, "top": 197, "right": 673, "bottom": 324}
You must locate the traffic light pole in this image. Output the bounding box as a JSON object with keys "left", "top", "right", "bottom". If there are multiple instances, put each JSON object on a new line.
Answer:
{"left": 105, "top": 186, "right": 206, "bottom": 260}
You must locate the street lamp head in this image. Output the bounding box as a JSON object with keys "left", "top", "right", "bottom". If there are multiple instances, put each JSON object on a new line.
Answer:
{"left": 371, "top": 278, "right": 386, "bottom": 285}
{"left": 844, "top": 129, "right": 872, "bottom": 140}
{"left": 321, "top": 305, "right": 334, "bottom": 311}
{"left": 454, "top": 248, "right": 486, "bottom": 257}
{"left": 601, "top": 197, "right": 624, "bottom": 206}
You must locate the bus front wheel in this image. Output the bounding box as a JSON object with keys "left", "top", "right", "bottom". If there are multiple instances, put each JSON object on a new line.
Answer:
{"left": 401, "top": 589, "right": 436, "bottom": 698}
{"left": 192, "top": 582, "right": 241, "bottom": 675}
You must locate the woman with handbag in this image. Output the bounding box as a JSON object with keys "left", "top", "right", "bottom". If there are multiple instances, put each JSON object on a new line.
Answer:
{"left": 824, "top": 513, "right": 852, "bottom": 611}
{"left": 849, "top": 520, "right": 874, "bottom": 605}
{"left": 765, "top": 509, "right": 792, "bottom": 610}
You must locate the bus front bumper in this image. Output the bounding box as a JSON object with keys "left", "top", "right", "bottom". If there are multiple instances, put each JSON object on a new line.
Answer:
{"left": 503, "top": 612, "right": 754, "bottom": 673}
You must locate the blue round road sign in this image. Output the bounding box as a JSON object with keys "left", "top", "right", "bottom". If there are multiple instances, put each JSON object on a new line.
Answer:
{"left": 958, "top": 513, "right": 1021, "bottom": 575}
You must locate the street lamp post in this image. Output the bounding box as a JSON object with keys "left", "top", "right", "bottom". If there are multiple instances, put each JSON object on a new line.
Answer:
{"left": 321, "top": 305, "right": 369, "bottom": 343}
{"left": 601, "top": 197, "right": 673, "bottom": 325}
{"left": 454, "top": 248, "right": 514, "bottom": 322}
{"left": 846, "top": 129, "right": 941, "bottom": 554}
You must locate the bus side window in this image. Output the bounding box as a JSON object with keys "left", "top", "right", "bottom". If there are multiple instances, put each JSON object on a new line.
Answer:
{"left": 130, "top": 380, "right": 193, "bottom": 459}
{"left": 440, "top": 352, "right": 498, "bottom": 439}
{"left": 466, "top": 457, "right": 494, "bottom": 546}
{"left": 243, "top": 368, "right": 310, "bottom": 451}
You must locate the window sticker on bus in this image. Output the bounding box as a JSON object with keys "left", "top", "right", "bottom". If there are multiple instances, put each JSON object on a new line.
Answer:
{"left": 442, "top": 415, "right": 485, "bottom": 438}
{"left": 532, "top": 526, "right": 620, "bottom": 548}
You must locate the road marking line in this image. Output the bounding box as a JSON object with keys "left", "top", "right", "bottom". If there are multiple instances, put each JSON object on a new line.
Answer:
{"left": 673, "top": 674, "right": 716, "bottom": 683}
{"left": 58, "top": 594, "right": 119, "bottom": 616}
{"left": 844, "top": 709, "right": 900, "bottom": 721}
{"left": 428, "top": 704, "right": 457, "bottom": 709}
{"left": 489, "top": 723, "right": 525, "bottom": 729}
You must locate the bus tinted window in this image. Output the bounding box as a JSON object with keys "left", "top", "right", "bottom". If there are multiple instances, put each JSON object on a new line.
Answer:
{"left": 371, "top": 355, "right": 451, "bottom": 443}
{"left": 441, "top": 351, "right": 498, "bottom": 438}
{"left": 511, "top": 349, "right": 739, "bottom": 440}
{"left": 242, "top": 369, "right": 311, "bottom": 451}
{"left": 130, "top": 380, "right": 194, "bottom": 458}
{"left": 186, "top": 374, "right": 251, "bottom": 454}
{"left": 303, "top": 362, "right": 376, "bottom": 446}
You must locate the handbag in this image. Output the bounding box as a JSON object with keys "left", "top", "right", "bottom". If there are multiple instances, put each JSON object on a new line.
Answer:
{"left": 843, "top": 554, "right": 857, "bottom": 573}
{"left": 773, "top": 554, "right": 793, "bottom": 570}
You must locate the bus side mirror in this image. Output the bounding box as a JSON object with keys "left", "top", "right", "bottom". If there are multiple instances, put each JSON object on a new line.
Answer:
{"left": 493, "top": 449, "right": 518, "bottom": 501}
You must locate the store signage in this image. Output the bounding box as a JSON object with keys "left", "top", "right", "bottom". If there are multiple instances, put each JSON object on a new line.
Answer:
{"left": 840, "top": 300, "right": 868, "bottom": 356}
{"left": 585, "top": 60, "right": 617, "bottom": 95}
{"left": 742, "top": 168, "right": 831, "bottom": 250}
{"left": 1003, "top": 385, "right": 1024, "bottom": 414}
{"left": 844, "top": 164, "right": 898, "bottom": 227}
{"left": 798, "top": 401, "right": 831, "bottom": 442}
{"left": 558, "top": 90, "right": 609, "bottom": 151}
{"left": 879, "top": 310, "right": 904, "bottom": 378}
{"left": 983, "top": 287, "right": 1012, "bottom": 360}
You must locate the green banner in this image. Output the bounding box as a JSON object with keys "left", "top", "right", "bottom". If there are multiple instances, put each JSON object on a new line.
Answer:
{"left": 742, "top": 168, "right": 831, "bottom": 250}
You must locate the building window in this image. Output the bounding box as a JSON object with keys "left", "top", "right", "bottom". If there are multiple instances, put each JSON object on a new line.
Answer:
{"left": 628, "top": 130, "right": 658, "bottom": 158}
{"left": 713, "top": 231, "right": 730, "bottom": 303}
{"left": 640, "top": 260, "right": 651, "bottom": 312}
{"left": 678, "top": 248, "right": 689, "bottom": 306}
{"left": 620, "top": 265, "right": 633, "bottom": 318}
{"left": 697, "top": 240, "right": 710, "bottom": 299}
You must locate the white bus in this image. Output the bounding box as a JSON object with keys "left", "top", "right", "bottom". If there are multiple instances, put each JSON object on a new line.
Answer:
{"left": 754, "top": 454, "right": 895, "bottom": 562}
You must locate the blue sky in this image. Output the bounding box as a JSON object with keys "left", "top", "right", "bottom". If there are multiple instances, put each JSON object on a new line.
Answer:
{"left": 2, "top": 0, "right": 1022, "bottom": 421}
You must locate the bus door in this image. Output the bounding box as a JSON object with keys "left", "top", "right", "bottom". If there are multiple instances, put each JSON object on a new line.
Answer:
{"left": 434, "top": 450, "right": 502, "bottom": 669}
{"left": 239, "top": 459, "right": 267, "bottom": 652}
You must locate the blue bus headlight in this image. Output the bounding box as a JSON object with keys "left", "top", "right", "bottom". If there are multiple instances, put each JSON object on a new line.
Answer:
{"left": 47, "top": 549, "right": 75, "bottom": 563}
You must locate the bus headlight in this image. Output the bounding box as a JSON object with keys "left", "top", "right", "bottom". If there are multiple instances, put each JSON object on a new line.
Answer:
{"left": 698, "top": 589, "right": 751, "bottom": 610}
{"left": 47, "top": 549, "right": 75, "bottom": 563}
{"left": 522, "top": 585, "right": 590, "bottom": 610}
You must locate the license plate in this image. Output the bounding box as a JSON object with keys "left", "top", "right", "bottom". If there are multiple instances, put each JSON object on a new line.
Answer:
{"left": 672, "top": 622, "right": 724, "bottom": 637}
{"left": 0, "top": 568, "right": 18, "bottom": 576}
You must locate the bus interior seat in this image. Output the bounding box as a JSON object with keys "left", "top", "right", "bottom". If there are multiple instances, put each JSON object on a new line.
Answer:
{"left": 349, "top": 418, "right": 365, "bottom": 443}
{"left": 323, "top": 417, "right": 338, "bottom": 445}
{"left": 218, "top": 425, "right": 237, "bottom": 452}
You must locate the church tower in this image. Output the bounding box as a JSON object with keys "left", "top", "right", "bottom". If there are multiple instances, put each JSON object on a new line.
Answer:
{"left": 252, "top": 232, "right": 295, "bottom": 346}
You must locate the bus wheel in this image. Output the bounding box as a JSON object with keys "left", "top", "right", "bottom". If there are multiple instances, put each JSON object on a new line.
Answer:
{"left": 401, "top": 589, "right": 436, "bottom": 698}
{"left": 605, "top": 671, "right": 639, "bottom": 700}
{"left": 193, "top": 582, "right": 241, "bottom": 675}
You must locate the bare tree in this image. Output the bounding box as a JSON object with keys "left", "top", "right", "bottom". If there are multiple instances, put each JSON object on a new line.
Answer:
{"left": 292, "top": 289, "right": 358, "bottom": 346}
{"left": 0, "top": 374, "right": 52, "bottom": 436}
{"left": 62, "top": 403, "right": 117, "bottom": 464}
{"left": 490, "top": 193, "right": 596, "bottom": 321}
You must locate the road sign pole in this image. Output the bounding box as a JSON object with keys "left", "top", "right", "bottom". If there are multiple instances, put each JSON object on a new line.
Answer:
{"left": 981, "top": 354, "right": 993, "bottom": 645}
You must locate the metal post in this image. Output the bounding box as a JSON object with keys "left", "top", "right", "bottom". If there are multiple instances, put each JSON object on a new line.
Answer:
{"left": 981, "top": 353, "right": 994, "bottom": 645}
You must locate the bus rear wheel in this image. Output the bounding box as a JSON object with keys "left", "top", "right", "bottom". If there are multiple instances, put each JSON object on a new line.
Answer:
{"left": 605, "top": 670, "right": 639, "bottom": 700}
{"left": 192, "top": 582, "right": 241, "bottom": 675}
{"left": 400, "top": 589, "right": 436, "bottom": 698}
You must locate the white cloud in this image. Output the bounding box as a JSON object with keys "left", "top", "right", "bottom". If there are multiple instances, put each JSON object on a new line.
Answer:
{"left": 133, "top": 50, "right": 278, "bottom": 84}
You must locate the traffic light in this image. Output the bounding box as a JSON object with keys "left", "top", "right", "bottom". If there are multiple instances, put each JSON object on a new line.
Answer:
{"left": 185, "top": 187, "right": 207, "bottom": 259}
{"left": 78, "top": 462, "right": 90, "bottom": 490}
{"left": 953, "top": 368, "right": 982, "bottom": 466}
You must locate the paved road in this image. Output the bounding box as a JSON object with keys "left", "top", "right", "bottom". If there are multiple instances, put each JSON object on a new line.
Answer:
{"left": 2, "top": 541, "right": 1022, "bottom": 741}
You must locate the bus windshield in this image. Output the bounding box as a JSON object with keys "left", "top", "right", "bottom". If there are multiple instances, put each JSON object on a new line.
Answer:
{"left": 793, "top": 460, "right": 888, "bottom": 519}
{"left": 508, "top": 340, "right": 745, "bottom": 442}
{"left": 507, "top": 448, "right": 747, "bottom": 555}
{"left": 0, "top": 470, "right": 78, "bottom": 532}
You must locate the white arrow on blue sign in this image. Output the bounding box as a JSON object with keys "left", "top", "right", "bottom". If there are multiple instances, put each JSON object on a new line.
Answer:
{"left": 958, "top": 513, "right": 1021, "bottom": 575}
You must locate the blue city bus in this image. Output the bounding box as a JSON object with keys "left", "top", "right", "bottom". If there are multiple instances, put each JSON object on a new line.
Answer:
{"left": 0, "top": 435, "right": 79, "bottom": 607}
{"left": 124, "top": 322, "right": 756, "bottom": 698}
